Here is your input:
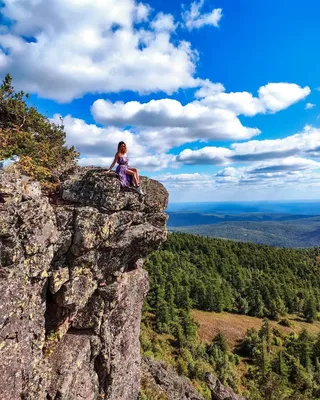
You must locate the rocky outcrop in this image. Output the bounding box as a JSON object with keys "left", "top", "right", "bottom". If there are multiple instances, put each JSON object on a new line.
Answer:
{"left": 141, "top": 357, "right": 205, "bottom": 400}
{"left": 0, "top": 167, "right": 168, "bottom": 400}
{"left": 141, "top": 358, "right": 244, "bottom": 400}
{"left": 205, "top": 373, "right": 244, "bottom": 400}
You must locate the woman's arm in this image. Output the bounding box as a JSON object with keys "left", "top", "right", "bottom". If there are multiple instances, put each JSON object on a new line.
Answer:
{"left": 107, "top": 153, "right": 118, "bottom": 171}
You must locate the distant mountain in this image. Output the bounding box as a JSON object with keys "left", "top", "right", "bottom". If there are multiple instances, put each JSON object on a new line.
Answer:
{"left": 167, "top": 201, "right": 320, "bottom": 215}
{"left": 168, "top": 215, "right": 320, "bottom": 248}
{"left": 167, "top": 212, "right": 316, "bottom": 227}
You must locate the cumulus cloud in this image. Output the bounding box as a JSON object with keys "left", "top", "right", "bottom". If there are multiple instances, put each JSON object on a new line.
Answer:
{"left": 131, "top": 154, "right": 176, "bottom": 170}
{"left": 176, "top": 126, "right": 320, "bottom": 165}
{"left": 151, "top": 12, "right": 177, "bottom": 32}
{"left": 177, "top": 147, "right": 232, "bottom": 165}
{"left": 92, "top": 97, "right": 260, "bottom": 151}
{"left": 305, "top": 102, "right": 316, "bottom": 110}
{"left": 182, "top": 0, "right": 223, "bottom": 30}
{"left": 0, "top": 0, "right": 197, "bottom": 101}
{"left": 78, "top": 154, "right": 174, "bottom": 171}
{"left": 50, "top": 114, "right": 174, "bottom": 170}
{"left": 78, "top": 156, "right": 113, "bottom": 167}
{"left": 216, "top": 157, "right": 320, "bottom": 187}
{"left": 156, "top": 161, "right": 320, "bottom": 191}
{"left": 200, "top": 83, "right": 310, "bottom": 116}
{"left": 194, "top": 79, "right": 225, "bottom": 98}
{"left": 51, "top": 114, "right": 145, "bottom": 158}
{"left": 231, "top": 126, "right": 320, "bottom": 161}
{"left": 91, "top": 81, "right": 309, "bottom": 152}
{"left": 155, "top": 172, "right": 214, "bottom": 188}
{"left": 258, "top": 83, "right": 311, "bottom": 113}
{"left": 249, "top": 157, "right": 320, "bottom": 174}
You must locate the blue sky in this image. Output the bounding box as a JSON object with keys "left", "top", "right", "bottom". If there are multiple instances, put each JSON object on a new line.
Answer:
{"left": 1, "top": 0, "right": 320, "bottom": 202}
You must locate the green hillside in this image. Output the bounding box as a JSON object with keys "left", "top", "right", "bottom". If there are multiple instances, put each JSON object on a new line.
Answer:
{"left": 141, "top": 232, "right": 320, "bottom": 399}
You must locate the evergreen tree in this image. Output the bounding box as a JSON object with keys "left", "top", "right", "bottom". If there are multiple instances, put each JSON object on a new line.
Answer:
{"left": 297, "top": 329, "right": 312, "bottom": 372}
{"left": 253, "top": 338, "right": 271, "bottom": 376}
{"left": 212, "top": 332, "right": 228, "bottom": 352}
{"left": 0, "top": 74, "right": 78, "bottom": 189}
{"left": 259, "top": 318, "right": 272, "bottom": 353}
{"left": 272, "top": 351, "right": 289, "bottom": 381}
{"left": 303, "top": 295, "right": 317, "bottom": 323}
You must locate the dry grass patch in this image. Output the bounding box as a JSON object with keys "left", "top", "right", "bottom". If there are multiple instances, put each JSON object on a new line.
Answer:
{"left": 192, "top": 310, "right": 320, "bottom": 350}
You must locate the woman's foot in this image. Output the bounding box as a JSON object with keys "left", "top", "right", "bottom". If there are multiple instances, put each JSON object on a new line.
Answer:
{"left": 135, "top": 186, "right": 144, "bottom": 195}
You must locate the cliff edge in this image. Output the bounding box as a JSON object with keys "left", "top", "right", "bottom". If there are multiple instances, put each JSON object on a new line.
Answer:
{"left": 0, "top": 168, "right": 168, "bottom": 400}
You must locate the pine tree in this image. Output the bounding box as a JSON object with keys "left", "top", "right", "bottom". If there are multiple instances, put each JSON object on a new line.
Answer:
{"left": 259, "top": 318, "right": 272, "bottom": 353}
{"left": 0, "top": 74, "right": 78, "bottom": 189}
{"left": 298, "top": 329, "right": 312, "bottom": 372}
{"left": 254, "top": 338, "right": 271, "bottom": 376}
{"left": 303, "top": 295, "right": 317, "bottom": 323}
{"left": 212, "top": 332, "right": 228, "bottom": 352}
{"left": 273, "top": 351, "right": 289, "bottom": 381}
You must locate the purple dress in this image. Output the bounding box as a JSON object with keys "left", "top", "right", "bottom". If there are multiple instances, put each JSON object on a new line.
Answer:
{"left": 116, "top": 155, "right": 133, "bottom": 187}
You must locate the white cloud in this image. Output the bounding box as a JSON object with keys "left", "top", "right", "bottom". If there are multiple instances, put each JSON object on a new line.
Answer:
{"left": 156, "top": 163, "right": 320, "bottom": 192}
{"left": 78, "top": 156, "right": 113, "bottom": 167}
{"left": 194, "top": 79, "right": 225, "bottom": 98}
{"left": 155, "top": 172, "right": 214, "bottom": 188}
{"left": 258, "top": 83, "right": 310, "bottom": 113}
{"left": 305, "top": 102, "right": 316, "bottom": 110}
{"left": 231, "top": 125, "right": 320, "bottom": 161}
{"left": 177, "top": 146, "right": 232, "bottom": 165}
{"left": 131, "top": 154, "right": 176, "bottom": 170}
{"left": 51, "top": 114, "right": 145, "bottom": 158}
{"left": 92, "top": 97, "right": 260, "bottom": 151}
{"left": 151, "top": 12, "right": 176, "bottom": 32}
{"left": 200, "top": 91, "right": 264, "bottom": 117}
{"left": 91, "top": 82, "right": 310, "bottom": 152}
{"left": 0, "top": 0, "right": 197, "bottom": 102}
{"left": 249, "top": 157, "right": 320, "bottom": 174}
{"left": 78, "top": 154, "right": 174, "bottom": 171}
{"left": 200, "top": 83, "right": 310, "bottom": 116}
{"left": 182, "top": 0, "right": 222, "bottom": 30}
{"left": 216, "top": 157, "right": 320, "bottom": 187}
{"left": 51, "top": 114, "right": 175, "bottom": 171}
{"left": 135, "top": 3, "right": 151, "bottom": 22}
{"left": 176, "top": 125, "right": 320, "bottom": 165}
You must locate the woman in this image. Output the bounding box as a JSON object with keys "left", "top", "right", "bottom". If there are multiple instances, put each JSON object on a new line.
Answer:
{"left": 106, "top": 141, "right": 144, "bottom": 195}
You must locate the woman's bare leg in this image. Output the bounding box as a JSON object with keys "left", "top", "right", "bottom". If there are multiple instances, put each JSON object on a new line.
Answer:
{"left": 127, "top": 168, "right": 140, "bottom": 185}
{"left": 130, "top": 168, "right": 140, "bottom": 185}
{"left": 125, "top": 169, "right": 138, "bottom": 186}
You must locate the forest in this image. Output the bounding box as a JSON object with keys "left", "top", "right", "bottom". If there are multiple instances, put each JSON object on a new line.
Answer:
{"left": 140, "top": 232, "right": 320, "bottom": 399}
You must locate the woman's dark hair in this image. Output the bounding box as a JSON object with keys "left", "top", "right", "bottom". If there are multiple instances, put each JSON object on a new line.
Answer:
{"left": 117, "top": 141, "right": 126, "bottom": 152}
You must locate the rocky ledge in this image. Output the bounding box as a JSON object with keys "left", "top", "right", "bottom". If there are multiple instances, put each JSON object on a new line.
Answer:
{"left": 0, "top": 168, "right": 168, "bottom": 400}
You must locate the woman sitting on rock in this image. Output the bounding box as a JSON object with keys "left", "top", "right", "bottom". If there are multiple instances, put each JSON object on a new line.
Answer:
{"left": 106, "top": 141, "right": 144, "bottom": 195}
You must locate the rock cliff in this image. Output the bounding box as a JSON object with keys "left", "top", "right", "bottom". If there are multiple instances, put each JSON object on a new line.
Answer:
{"left": 0, "top": 168, "right": 168, "bottom": 400}
{"left": 0, "top": 167, "right": 244, "bottom": 400}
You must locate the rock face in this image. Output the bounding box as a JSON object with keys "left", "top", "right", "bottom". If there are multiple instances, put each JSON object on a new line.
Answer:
{"left": 141, "top": 358, "right": 244, "bottom": 400}
{"left": 205, "top": 374, "right": 244, "bottom": 400}
{"left": 0, "top": 168, "right": 168, "bottom": 400}
{"left": 141, "top": 357, "right": 205, "bottom": 400}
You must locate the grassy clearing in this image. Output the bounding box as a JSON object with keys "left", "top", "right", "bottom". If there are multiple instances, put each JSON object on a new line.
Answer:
{"left": 192, "top": 310, "right": 320, "bottom": 350}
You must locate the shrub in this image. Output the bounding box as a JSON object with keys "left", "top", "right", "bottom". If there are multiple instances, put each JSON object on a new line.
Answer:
{"left": 278, "top": 318, "right": 292, "bottom": 327}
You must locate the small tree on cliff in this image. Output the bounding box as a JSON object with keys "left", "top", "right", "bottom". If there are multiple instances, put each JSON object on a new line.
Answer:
{"left": 0, "top": 73, "right": 78, "bottom": 190}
